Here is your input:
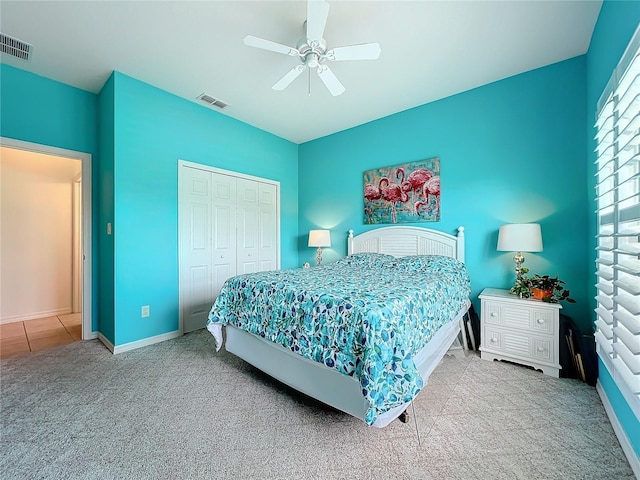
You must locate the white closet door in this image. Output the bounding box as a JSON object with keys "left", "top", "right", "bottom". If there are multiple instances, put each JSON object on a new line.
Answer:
{"left": 259, "top": 182, "right": 278, "bottom": 271}
{"left": 180, "top": 167, "right": 214, "bottom": 333}
{"left": 236, "top": 177, "right": 260, "bottom": 274}
{"left": 179, "top": 161, "right": 279, "bottom": 334}
{"left": 211, "top": 173, "right": 237, "bottom": 302}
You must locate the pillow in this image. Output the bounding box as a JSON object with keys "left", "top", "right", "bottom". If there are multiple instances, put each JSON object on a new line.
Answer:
{"left": 390, "top": 255, "right": 463, "bottom": 272}
{"left": 335, "top": 252, "right": 396, "bottom": 268}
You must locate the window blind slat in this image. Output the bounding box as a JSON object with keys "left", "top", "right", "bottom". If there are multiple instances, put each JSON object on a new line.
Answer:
{"left": 596, "top": 281, "right": 615, "bottom": 295}
{"left": 596, "top": 269, "right": 614, "bottom": 281}
{"left": 596, "top": 294, "right": 614, "bottom": 310}
{"left": 597, "top": 315, "right": 614, "bottom": 333}
{"left": 615, "top": 293, "right": 640, "bottom": 315}
{"left": 613, "top": 245, "right": 640, "bottom": 255}
{"left": 615, "top": 309, "right": 640, "bottom": 335}
{"left": 614, "top": 278, "right": 640, "bottom": 295}
{"left": 596, "top": 331, "right": 614, "bottom": 355}
{"left": 613, "top": 324, "right": 640, "bottom": 355}
{"left": 612, "top": 357, "right": 640, "bottom": 394}
{"left": 596, "top": 307, "right": 614, "bottom": 326}
{"left": 615, "top": 261, "right": 640, "bottom": 275}
{"left": 597, "top": 257, "right": 614, "bottom": 266}
{"left": 612, "top": 340, "right": 640, "bottom": 374}
{"left": 617, "top": 171, "right": 640, "bottom": 188}
{"left": 615, "top": 74, "right": 640, "bottom": 114}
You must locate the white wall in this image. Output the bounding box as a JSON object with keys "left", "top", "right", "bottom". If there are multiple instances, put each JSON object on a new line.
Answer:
{"left": 1, "top": 147, "right": 81, "bottom": 323}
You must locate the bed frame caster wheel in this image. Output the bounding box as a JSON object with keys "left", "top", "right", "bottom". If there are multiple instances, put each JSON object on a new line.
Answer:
{"left": 398, "top": 410, "right": 410, "bottom": 423}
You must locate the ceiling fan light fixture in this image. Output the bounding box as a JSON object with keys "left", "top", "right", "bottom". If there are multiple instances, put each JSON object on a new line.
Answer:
{"left": 306, "top": 53, "right": 320, "bottom": 68}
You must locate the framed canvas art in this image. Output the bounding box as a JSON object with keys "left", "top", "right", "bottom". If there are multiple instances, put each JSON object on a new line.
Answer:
{"left": 363, "top": 157, "right": 440, "bottom": 224}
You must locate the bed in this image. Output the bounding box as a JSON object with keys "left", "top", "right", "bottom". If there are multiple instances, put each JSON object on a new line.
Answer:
{"left": 206, "top": 226, "right": 470, "bottom": 427}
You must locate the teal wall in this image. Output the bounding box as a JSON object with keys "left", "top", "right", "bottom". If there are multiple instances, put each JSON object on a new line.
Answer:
{"left": 299, "top": 57, "right": 588, "bottom": 330}
{"left": 586, "top": 0, "right": 640, "bottom": 460}
{"left": 0, "top": 64, "right": 100, "bottom": 333}
{"left": 97, "top": 73, "right": 116, "bottom": 343}
{"left": 109, "top": 72, "right": 299, "bottom": 345}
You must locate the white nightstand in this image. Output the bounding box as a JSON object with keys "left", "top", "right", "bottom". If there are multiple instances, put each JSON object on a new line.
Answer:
{"left": 479, "top": 288, "right": 562, "bottom": 377}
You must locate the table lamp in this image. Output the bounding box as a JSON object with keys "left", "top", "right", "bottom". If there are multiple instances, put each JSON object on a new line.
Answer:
{"left": 308, "top": 229, "right": 331, "bottom": 266}
{"left": 497, "top": 223, "right": 543, "bottom": 281}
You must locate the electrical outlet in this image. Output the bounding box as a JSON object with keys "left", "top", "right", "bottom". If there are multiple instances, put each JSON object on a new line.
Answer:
{"left": 141, "top": 305, "right": 150, "bottom": 318}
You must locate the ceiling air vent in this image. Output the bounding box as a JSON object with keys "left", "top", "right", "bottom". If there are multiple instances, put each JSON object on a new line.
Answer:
{"left": 0, "top": 33, "right": 32, "bottom": 61}
{"left": 197, "top": 93, "right": 228, "bottom": 109}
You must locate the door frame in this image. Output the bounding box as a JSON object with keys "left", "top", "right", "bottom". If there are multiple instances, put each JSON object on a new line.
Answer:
{"left": 177, "top": 159, "right": 280, "bottom": 334}
{"left": 1, "top": 137, "right": 93, "bottom": 340}
{"left": 72, "top": 172, "right": 82, "bottom": 313}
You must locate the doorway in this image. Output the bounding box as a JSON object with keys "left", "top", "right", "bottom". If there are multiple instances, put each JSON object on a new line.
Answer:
{"left": 0, "top": 138, "right": 92, "bottom": 343}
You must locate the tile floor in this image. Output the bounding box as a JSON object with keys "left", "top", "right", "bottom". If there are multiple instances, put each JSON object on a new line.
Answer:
{"left": 0, "top": 313, "right": 82, "bottom": 359}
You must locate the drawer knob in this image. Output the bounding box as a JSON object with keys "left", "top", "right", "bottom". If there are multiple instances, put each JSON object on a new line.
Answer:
{"left": 491, "top": 312, "right": 498, "bottom": 317}
{"left": 491, "top": 337, "right": 498, "bottom": 343}
{"left": 537, "top": 318, "right": 545, "bottom": 324}
{"left": 537, "top": 346, "right": 545, "bottom": 352}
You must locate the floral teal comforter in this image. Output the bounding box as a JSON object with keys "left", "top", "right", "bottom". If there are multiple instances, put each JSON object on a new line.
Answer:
{"left": 206, "top": 253, "right": 471, "bottom": 425}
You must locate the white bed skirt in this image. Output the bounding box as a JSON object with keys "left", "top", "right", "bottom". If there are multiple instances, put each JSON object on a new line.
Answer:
{"left": 209, "top": 301, "right": 469, "bottom": 427}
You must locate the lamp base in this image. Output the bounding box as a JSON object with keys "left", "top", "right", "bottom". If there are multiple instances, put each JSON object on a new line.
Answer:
{"left": 513, "top": 251, "right": 525, "bottom": 279}
{"left": 509, "top": 251, "right": 529, "bottom": 298}
{"left": 316, "top": 247, "right": 323, "bottom": 266}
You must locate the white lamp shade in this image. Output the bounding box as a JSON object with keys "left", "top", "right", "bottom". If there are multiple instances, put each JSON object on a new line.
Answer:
{"left": 497, "top": 224, "right": 543, "bottom": 252}
{"left": 308, "top": 229, "right": 331, "bottom": 248}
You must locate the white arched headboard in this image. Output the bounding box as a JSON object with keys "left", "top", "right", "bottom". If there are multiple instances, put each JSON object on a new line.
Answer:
{"left": 347, "top": 226, "right": 465, "bottom": 262}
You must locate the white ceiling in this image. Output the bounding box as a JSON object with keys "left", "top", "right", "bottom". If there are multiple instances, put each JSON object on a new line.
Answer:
{"left": 0, "top": 0, "right": 602, "bottom": 144}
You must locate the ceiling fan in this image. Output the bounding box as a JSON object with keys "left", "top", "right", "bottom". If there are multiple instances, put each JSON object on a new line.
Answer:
{"left": 243, "top": 0, "right": 381, "bottom": 96}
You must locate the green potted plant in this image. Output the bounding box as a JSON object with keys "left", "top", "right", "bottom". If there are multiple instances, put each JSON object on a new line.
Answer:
{"left": 528, "top": 274, "right": 575, "bottom": 303}
{"left": 510, "top": 269, "right": 576, "bottom": 304}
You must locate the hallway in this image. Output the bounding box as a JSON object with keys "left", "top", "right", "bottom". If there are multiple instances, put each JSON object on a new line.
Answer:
{"left": 0, "top": 313, "right": 81, "bottom": 358}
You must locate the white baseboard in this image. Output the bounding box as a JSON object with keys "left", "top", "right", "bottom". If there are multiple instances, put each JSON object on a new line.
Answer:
{"left": 596, "top": 381, "right": 640, "bottom": 479}
{"left": 97, "top": 333, "right": 115, "bottom": 353}
{"left": 85, "top": 330, "right": 99, "bottom": 340}
{"left": 98, "top": 330, "right": 182, "bottom": 354}
{"left": 1, "top": 307, "right": 73, "bottom": 324}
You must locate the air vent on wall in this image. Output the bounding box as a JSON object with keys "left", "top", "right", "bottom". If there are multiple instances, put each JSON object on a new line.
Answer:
{"left": 197, "top": 93, "right": 228, "bottom": 109}
{"left": 0, "top": 33, "right": 32, "bottom": 61}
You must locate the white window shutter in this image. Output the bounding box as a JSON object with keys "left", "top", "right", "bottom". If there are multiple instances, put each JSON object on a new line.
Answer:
{"left": 594, "top": 24, "right": 640, "bottom": 418}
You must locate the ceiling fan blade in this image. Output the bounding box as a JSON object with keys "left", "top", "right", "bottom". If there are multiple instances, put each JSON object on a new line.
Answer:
{"left": 273, "top": 65, "right": 307, "bottom": 90}
{"left": 317, "top": 65, "right": 345, "bottom": 96}
{"left": 243, "top": 35, "right": 299, "bottom": 56}
{"left": 325, "top": 43, "right": 381, "bottom": 61}
{"left": 306, "top": 0, "right": 329, "bottom": 45}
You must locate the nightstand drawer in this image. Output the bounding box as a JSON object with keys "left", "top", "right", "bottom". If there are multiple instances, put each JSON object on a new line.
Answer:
{"left": 483, "top": 328, "right": 555, "bottom": 363}
{"left": 483, "top": 301, "right": 556, "bottom": 334}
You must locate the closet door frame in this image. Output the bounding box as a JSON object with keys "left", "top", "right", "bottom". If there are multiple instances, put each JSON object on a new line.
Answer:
{"left": 177, "top": 160, "right": 281, "bottom": 334}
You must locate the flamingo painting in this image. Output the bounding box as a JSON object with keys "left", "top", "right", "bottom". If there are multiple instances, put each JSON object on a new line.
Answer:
{"left": 363, "top": 157, "right": 440, "bottom": 224}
